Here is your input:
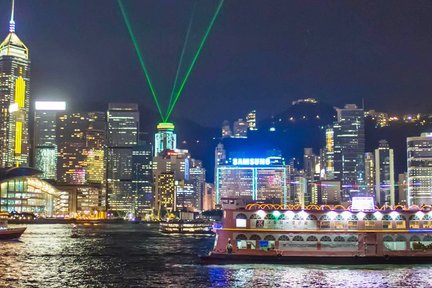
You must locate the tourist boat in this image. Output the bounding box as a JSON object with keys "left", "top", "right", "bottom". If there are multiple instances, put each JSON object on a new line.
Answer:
{"left": 202, "top": 197, "right": 432, "bottom": 264}
{"left": 160, "top": 219, "right": 214, "bottom": 234}
{"left": 0, "top": 213, "right": 26, "bottom": 240}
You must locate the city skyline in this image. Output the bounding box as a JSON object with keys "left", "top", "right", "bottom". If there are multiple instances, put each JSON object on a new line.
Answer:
{"left": 1, "top": 1, "right": 432, "bottom": 127}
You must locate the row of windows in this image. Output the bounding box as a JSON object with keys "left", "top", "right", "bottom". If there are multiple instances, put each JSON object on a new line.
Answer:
{"left": 235, "top": 234, "right": 357, "bottom": 242}
{"left": 237, "top": 213, "right": 430, "bottom": 221}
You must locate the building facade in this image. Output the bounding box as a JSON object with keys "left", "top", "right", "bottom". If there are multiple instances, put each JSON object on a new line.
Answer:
{"left": 374, "top": 140, "right": 395, "bottom": 206}
{"left": 33, "top": 101, "right": 66, "bottom": 180}
{"left": 0, "top": 4, "right": 30, "bottom": 167}
{"left": 407, "top": 133, "right": 432, "bottom": 206}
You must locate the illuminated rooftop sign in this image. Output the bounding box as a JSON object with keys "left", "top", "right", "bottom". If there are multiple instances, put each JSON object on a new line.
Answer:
{"left": 232, "top": 158, "right": 271, "bottom": 166}
{"left": 35, "top": 101, "right": 66, "bottom": 111}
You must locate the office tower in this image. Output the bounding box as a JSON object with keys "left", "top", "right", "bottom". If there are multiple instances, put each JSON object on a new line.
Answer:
{"left": 232, "top": 118, "right": 247, "bottom": 138}
{"left": 34, "top": 101, "right": 66, "bottom": 179}
{"left": 132, "top": 141, "right": 153, "bottom": 217}
{"left": 398, "top": 173, "right": 408, "bottom": 205}
{"left": 303, "top": 148, "right": 315, "bottom": 182}
{"left": 189, "top": 159, "right": 206, "bottom": 210}
{"left": 175, "top": 180, "right": 195, "bottom": 209}
{"left": 221, "top": 120, "right": 232, "bottom": 138}
{"left": 407, "top": 133, "right": 432, "bottom": 206}
{"left": 332, "top": 104, "right": 365, "bottom": 200}
{"left": 57, "top": 112, "right": 106, "bottom": 184}
{"left": 319, "top": 180, "right": 342, "bottom": 204}
{"left": 153, "top": 149, "right": 190, "bottom": 217}
{"left": 216, "top": 153, "right": 287, "bottom": 204}
{"left": 246, "top": 110, "right": 257, "bottom": 130}
{"left": 106, "top": 103, "right": 139, "bottom": 215}
{"left": 294, "top": 176, "right": 307, "bottom": 208}
{"left": 154, "top": 122, "right": 176, "bottom": 156}
{"left": 324, "top": 127, "right": 335, "bottom": 179}
{"left": 374, "top": 140, "right": 395, "bottom": 205}
{"left": 202, "top": 183, "right": 215, "bottom": 210}
{"left": 0, "top": 1, "right": 30, "bottom": 167}
{"left": 364, "top": 152, "right": 375, "bottom": 197}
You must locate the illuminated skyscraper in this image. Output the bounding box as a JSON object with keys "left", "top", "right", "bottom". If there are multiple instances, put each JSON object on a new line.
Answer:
{"left": 407, "top": 133, "right": 432, "bottom": 206}
{"left": 0, "top": 0, "right": 30, "bottom": 167}
{"left": 233, "top": 118, "right": 247, "bottom": 138}
{"left": 332, "top": 104, "right": 365, "bottom": 200}
{"left": 221, "top": 120, "right": 232, "bottom": 138}
{"left": 154, "top": 122, "right": 176, "bottom": 156}
{"left": 246, "top": 110, "right": 257, "bottom": 131}
{"left": 189, "top": 159, "right": 206, "bottom": 210}
{"left": 364, "top": 152, "right": 375, "bottom": 197}
{"left": 374, "top": 140, "right": 395, "bottom": 205}
{"left": 132, "top": 140, "right": 153, "bottom": 217}
{"left": 216, "top": 153, "right": 287, "bottom": 204}
{"left": 106, "top": 103, "right": 139, "bottom": 215}
{"left": 33, "top": 101, "right": 66, "bottom": 180}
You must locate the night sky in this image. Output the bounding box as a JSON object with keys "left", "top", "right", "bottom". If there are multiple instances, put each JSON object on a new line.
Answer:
{"left": 1, "top": 0, "right": 432, "bottom": 127}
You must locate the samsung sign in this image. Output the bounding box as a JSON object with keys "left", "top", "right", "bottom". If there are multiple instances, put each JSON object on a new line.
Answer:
{"left": 232, "top": 158, "right": 271, "bottom": 166}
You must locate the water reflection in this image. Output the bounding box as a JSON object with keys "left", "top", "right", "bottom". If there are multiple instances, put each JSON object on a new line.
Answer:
{"left": 0, "top": 224, "right": 431, "bottom": 287}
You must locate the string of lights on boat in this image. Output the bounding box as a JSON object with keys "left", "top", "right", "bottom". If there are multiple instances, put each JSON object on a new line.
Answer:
{"left": 245, "top": 203, "right": 432, "bottom": 212}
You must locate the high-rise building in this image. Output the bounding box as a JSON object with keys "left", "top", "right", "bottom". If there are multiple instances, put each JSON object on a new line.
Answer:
{"left": 153, "top": 149, "right": 190, "bottom": 217}
{"left": 216, "top": 153, "right": 287, "bottom": 204}
{"left": 364, "top": 152, "right": 375, "bottom": 197}
{"left": 319, "top": 180, "right": 341, "bottom": 204}
{"left": 246, "top": 110, "right": 257, "bottom": 131}
{"left": 407, "top": 133, "right": 432, "bottom": 206}
{"left": 175, "top": 180, "right": 195, "bottom": 209}
{"left": 154, "top": 122, "right": 176, "bottom": 156}
{"left": 203, "top": 183, "right": 215, "bottom": 211}
{"left": 398, "top": 173, "right": 408, "bottom": 205}
{"left": 106, "top": 103, "right": 139, "bottom": 215}
{"left": 323, "top": 127, "right": 335, "bottom": 180}
{"left": 332, "top": 104, "right": 365, "bottom": 200}
{"left": 374, "top": 140, "right": 395, "bottom": 205}
{"left": 131, "top": 140, "right": 153, "bottom": 217}
{"left": 57, "top": 112, "right": 106, "bottom": 184}
{"left": 189, "top": 159, "right": 206, "bottom": 210}
{"left": 33, "top": 101, "right": 66, "bottom": 179}
{"left": 221, "top": 120, "right": 232, "bottom": 138}
{"left": 0, "top": 1, "right": 31, "bottom": 167}
{"left": 232, "top": 118, "right": 248, "bottom": 138}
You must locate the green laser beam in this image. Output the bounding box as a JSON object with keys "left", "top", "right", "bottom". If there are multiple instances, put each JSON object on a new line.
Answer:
{"left": 117, "top": 0, "right": 164, "bottom": 120}
{"left": 165, "top": 1, "right": 197, "bottom": 122}
{"left": 165, "top": 0, "right": 224, "bottom": 120}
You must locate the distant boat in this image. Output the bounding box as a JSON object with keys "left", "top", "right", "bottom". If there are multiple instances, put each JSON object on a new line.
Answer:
{"left": 160, "top": 219, "right": 214, "bottom": 235}
{"left": 0, "top": 213, "right": 26, "bottom": 240}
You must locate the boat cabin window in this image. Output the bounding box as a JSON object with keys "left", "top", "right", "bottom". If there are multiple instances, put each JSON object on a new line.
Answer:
{"left": 395, "top": 221, "right": 406, "bottom": 229}
{"left": 347, "top": 221, "right": 358, "bottom": 229}
{"left": 423, "top": 221, "right": 432, "bottom": 228}
{"left": 334, "top": 221, "right": 344, "bottom": 229}
{"left": 319, "top": 221, "right": 331, "bottom": 229}
{"left": 364, "top": 220, "right": 376, "bottom": 229}
{"left": 382, "top": 221, "right": 392, "bottom": 229}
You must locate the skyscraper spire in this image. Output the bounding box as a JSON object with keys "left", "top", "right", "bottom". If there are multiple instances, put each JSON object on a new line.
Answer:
{"left": 9, "top": 0, "right": 15, "bottom": 33}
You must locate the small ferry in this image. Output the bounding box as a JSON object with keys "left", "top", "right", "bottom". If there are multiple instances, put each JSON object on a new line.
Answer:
{"left": 202, "top": 197, "right": 432, "bottom": 264}
{"left": 160, "top": 219, "right": 214, "bottom": 234}
{"left": 0, "top": 213, "right": 26, "bottom": 240}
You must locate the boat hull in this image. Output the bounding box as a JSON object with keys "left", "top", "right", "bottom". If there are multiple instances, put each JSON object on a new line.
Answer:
{"left": 0, "top": 227, "right": 26, "bottom": 240}
{"left": 201, "top": 253, "right": 432, "bottom": 265}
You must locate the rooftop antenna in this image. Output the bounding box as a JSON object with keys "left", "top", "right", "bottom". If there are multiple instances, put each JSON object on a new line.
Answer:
{"left": 9, "top": 0, "right": 15, "bottom": 33}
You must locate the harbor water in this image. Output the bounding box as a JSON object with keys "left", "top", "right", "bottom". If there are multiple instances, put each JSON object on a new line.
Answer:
{"left": 0, "top": 223, "right": 431, "bottom": 287}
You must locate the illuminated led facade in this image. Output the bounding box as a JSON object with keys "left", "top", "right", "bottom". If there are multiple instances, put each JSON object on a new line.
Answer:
{"left": 374, "top": 140, "right": 395, "bottom": 206}
{"left": 0, "top": 2, "right": 30, "bottom": 167}
{"left": 156, "top": 172, "right": 175, "bottom": 217}
{"left": 189, "top": 159, "right": 205, "bottom": 210}
{"left": 324, "top": 127, "right": 334, "bottom": 179}
{"left": 33, "top": 101, "right": 66, "bottom": 180}
{"left": 106, "top": 103, "right": 139, "bottom": 215}
{"left": 216, "top": 155, "right": 287, "bottom": 204}
{"left": 154, "top": 122, "right": 176, "bottom": 156}
{"left": 407, "top": 133, "right": 432, "bottom": 206}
